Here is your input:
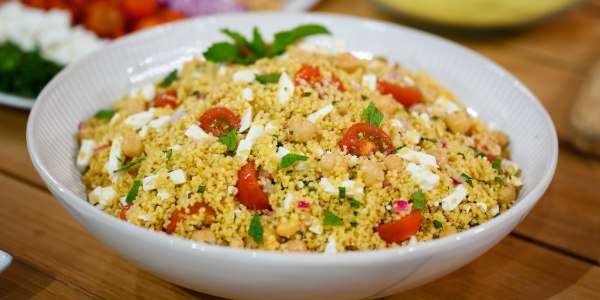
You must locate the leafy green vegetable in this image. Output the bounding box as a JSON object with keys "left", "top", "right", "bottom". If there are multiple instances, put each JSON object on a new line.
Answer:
{"left": 217, "top": 129, "right": 238, "bottom": 150}
{"left": 159, "top": 69, "right": 178, "bottom": 87}
{"left": 350, "top": 198, "right": 362, "bottom": 208}
{"left": 362, "top": 101, "right": 384, "bottom": 127}
{"left": 303, "top": 92, "right": 312, "bottom": 97}
{"left": 278, "top": 153, "right": 308, "bottom": 170}
{"left": 421, "top": 137, "right": 437, "bottom": 143}
{"left": 492, "top": 158, "right": 504, "bottom": 174}
{"left": 433, "top": 220, "right": 443, "bottom": 228}
{"left": 256, "top": 73, "right": 280, "bottom": 84}
{"left": 461, "top": 173, "right": 473, "bottom": 187}
{"left": 476, "top": 152, "right": 487, "bottom": 158}
{"left": 338, "top": 187, "right": 346, "bottom": 198}
{"left": 125, "top": 180, "right": 141, "bottom": 204}
{"left": 0, "top": 42, "right": 63, "bottom": 98}
{"left": 114, "top": 157, "right": 145, "bottom": 173}
{"left": 203, "top": 24, "right": 330, "bottom": 65}
{"left": 394, "top": 146, "right": 405, "bottom": 153}
{"left": 494, "top": 176, "right": 505, "bottom": 185}
{"left": 197, "top": 185, "right": 206, "bottom": 193}
{"left": 163, "top": 149, "right": 173, "bottom": 161}
{"left": 94, "top": 109, "right": 115, "bottom": 119}
{"left": 323, "top": 210, "right": 343, "bottom": 226}
{"left": 411, "top": 191, "right": 427, "bottom": 210}
{"left": 458, "top": 152, "right": 466, "bottom": 159}
{"left": 248, "top": 212, "right": 263, "bottom": 243}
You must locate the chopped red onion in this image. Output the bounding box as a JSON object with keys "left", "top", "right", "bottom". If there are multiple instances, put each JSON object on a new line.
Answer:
{"left": 382, "top": 180, "right": 391, "bottom": 189}
{"left": 94, "top": 144, "right": 110, "bottom": 153}
{"left": 393, "top": 200, "right": 409, "bottom": 212}
{"left": 160, "top": 0, "right": 245, "bottom": 16}
{"left": 297, "top": 201, "right": 310, "bottom": 209}
{"left": 451, "top": 175, "right": 464, "bottom": 186}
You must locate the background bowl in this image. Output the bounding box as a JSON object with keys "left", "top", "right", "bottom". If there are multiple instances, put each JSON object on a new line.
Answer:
{"left": 27, "top": 13, "right": 558, "bottom": 299}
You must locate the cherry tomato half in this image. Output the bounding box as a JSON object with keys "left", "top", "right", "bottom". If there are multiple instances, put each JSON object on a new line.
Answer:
{"left": 166, "top": 202, "right": 216, "bottom": 234}
{"left": 295, "top": 65, "right": 344, "bottom": 92}
{"left": 374, "top": 210, "right": 422, "bottom": 243}
{"left": 376, "top": 80, "right": 422, "bottom": 108}
{"left": 236, "top": 162, "right": 271, "bottom": 210}
{"left": 119, "top": 204, "right": 132, "bottom": 221}
{"left": 339, "top": 123, "right": 394, "bottom": 156}
{"left": 199, "top": 107, "right": 240, "bottom": 137}
{"left": 153, "top": 90, "right": 178, "bottom": 109}
{"left": 121, "top": 0, "right": 159, "bottom": 21}
{"left": 84, "top": 1, "right": 125, "bottom": 39}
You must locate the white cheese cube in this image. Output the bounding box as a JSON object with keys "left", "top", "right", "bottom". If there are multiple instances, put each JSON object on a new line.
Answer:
{"left": 491, "top": 204, "right": 500, "bottom": 216}
{"left": 406, "top": 129, "right": 421, "bottom": 144}
{"left": 278, "top": 71, "right": 294, "bottom": 104}
{"left": 283, "top": 193, "right": 293, "bottom": 209}
{"left": 476, "top": 202, "right": 488, "bottom": 212}
{"left": 185, "top": 124, "right": 210, "bottom": 140}
{"left": 105, "top": 137, "right": 122, "bottom": 176}
{"left": 157, "top": 190, "right": 170, "bottom": 200}
{"left": 307, "top": 104, "right": 334, "bottom": 124}
{"left": 233, "top": 70, "right": 256, "bottom": 83}
{"left": 138, "top": 214, "right": 151, "bottom": 222}
{"left": 88, "top": 186, "right": 116, "bottom": 209}
{"left": 76, "top": 139, "right": 96, "bottom": 170}
{"left": 436, "top": 184, "right": 468, "bottom": 212}
{"left": 276, "top": 146, "right": 291, "bottom": 159}
{"left": 241, "top": 87, "right": 253, "bottom": 101}
{"left": 143, "top": 174, "right": 157, "bottom": 191}
{"left": 236, "top": 124, "right": 265, "bottom": 161}
{"left": 309, "top": 222, "right": 323, "bottom": 235}
{"left": 109, "top": 113, "right": 121, "bottom": 125}
{"left": 324, "top": 236, "right": 337, "bottom": 254}
{"left": 406, "top": 162, "right": 439, "bottom": 191}
{"left": 124, "top": 109, "right": 155, "bottom": 130}
{"left": 168, "top": 169, "right": 186, "bottom": 185}
{"left": 361, "top": 74, "right": 377, "bottom": 91}
{"left": 239, "top": 108, "right": 253, "bottom": 133}
{"left": 396, "top": 148, "right": 438, "bottom": 168}
{"left": 148, "top": 115, "right": 171, "bottom": 131}
{"left": 141, "top": 83, "right": 156, "bottom": 102}
{"left": 138, "top": 126, "right": 149, "bottom": 139}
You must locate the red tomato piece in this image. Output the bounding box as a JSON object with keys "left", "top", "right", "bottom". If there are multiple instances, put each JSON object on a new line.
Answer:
{"left": 133, "top": 9, "right": 186, "bottom": 31}
{"left": 166, "top": 202, "right": 216, "bottom": 234}
{"left": 153, "top": 90, "right": 178, "bottom": 109}
{"left": 236, "top": 162, "right": 271, "bottom": 211}
{"left": 199, "top": 107, "right": 240, "bottom": 137}
{"left": 374, "top": 210, "right": 422, "bottom": 243}
{"left": 376, "top": 80, "right": 422, "bottom": 108}
{"left": 121, "top": 0, "right": 159, "bottom": 21}
{"left": 339, "top": 123, "right": 394, "bottom": 156}
{"left": 295, "top": 65, "right": 322, "bottom": 86}
{"left": 331, "top": 74, "right": 345, "bottom": 92}
{"left": 84, "top": 1, "right": 125, "bottom": 39}
{"left": 119, "top": 204, "right": 132, "bottom": 220}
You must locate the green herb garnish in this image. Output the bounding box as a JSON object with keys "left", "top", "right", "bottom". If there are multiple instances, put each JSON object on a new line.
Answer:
{"left": 248, "top": 212, "right": 263, "bottom": 243}
{"left": 125, "top": 180, "right": 141, "bottom": 204}
{"left": 197, "top": 185, "right": 206, "bottom": 193}
{"left": 362, "top": 101, "right": 384, "bottom": 127}
{"left": 461, "top": 173, "right": 473, "bottom": 187}
{"left": 394, "top": 145, "right": 405, "bottom": 153}
{"left": 159, "top": 69, "right": 178, "bottom": 87}
{"left": 350, "top": 198, "right": 362, "bottom": 208}
{"left": 421, "top": 137, "right": 437, "bottom": 143}
{"left": 494, "top": 176, "right": 505, "bottom": 185}
{"left": 323, "top": 210, "right": 343, "bottom": 226}
{"left": 163, "top": 149, "right": 173, "bottom": 161}
{"left": 95, "top": 109, "right": 116, "bottom": 119}
{"left": 492, "top": 158, "right": 504, "bottom": 174}
{"left": 433, "top": 220, "right": 443, "bottom": 228}
{"left": 256, "top": 73, "right": 281, "bottom": 84}
{"left": 278, "top": 153, "right": 308, "bottom": 170}
{"left": 203, "top": 25, "right": 330, "bottom": 65}
{"left": 303, "top": 92, "right": 312, "bottom": 97}
{"left": 338, "top": 187, "right": 346, "bottom": 198}
{"left": 113, "top": 157, "right": 145, "bottom": 173}
{"left": 411, "top": 191, "right": 427, "bottom": 210}
{"left": 217, "top": 129, "right": 238, "bottom": 150}
{"left": 476, "top": 152, "right": 487, "bottom": 158}
{"left": 458, "top": 153, "right": 466, "bottom": 159}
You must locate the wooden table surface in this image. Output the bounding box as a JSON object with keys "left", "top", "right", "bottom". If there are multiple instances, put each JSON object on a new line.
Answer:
{"left": 2, "top": 0, "right": 600, "bottom": 299}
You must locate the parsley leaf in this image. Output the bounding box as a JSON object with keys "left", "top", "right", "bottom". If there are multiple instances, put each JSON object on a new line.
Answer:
{"left": 249, "top": 27, "right": 267, "bottom": 57}
{"left": 461, "top": 173, "right": 473, "bottom": 187}
{"left": 394, "top": 145, "right": 405, "bottom": 153}
{"left": 362, "top": 101, "right": 384, "bottom": 127}
{"left": 278, "top": 153, "right": 308, "bottom": 170}
{"left": 349, "top": 198, "right": 362, "bottom": 208}
{"left": 421, "top": 137, "right": 437, "bottom": 143}
{"left": 338, "top": 187, "right": 346, "bottom": 198}
{"left": 411, "top": 191, "right": 427, "bottom": 210}
{"left": 323, "top": 210, "right": 343, "bottom": 226}
{"left": 268, "top": 24, "right": 331, "bottom": 57}
{"left": 163, "top": 149, "right": 173, "bottom": 161}
{"left": 125, "top": 180, "right": 140, "bottom": 204}
{"left": 222, "top": 28, "right": 251, "bottom": 49}
{"left": 494, "top": 176, "right": 505, "bottom": 185}
{"left": 203, "top": 42, "right": 248, "bottom": 64}
{"left": 458, "top": 152, "right": 466, "bottom": 159}
{"left": 492, "top": 158, "right": 504, "bottom": 174}
{"left": 303, "top": 92, "right": 312, "bottom": 97}
{"left": 114, "top": 157, "right": 145, "bottom": 173}
{"left": 159, "top": 69, "right": 178, "bottom": 87}
{"left": 95, "top": 109, "right": 115, "bottom": 119}
{"left": 217, "top": 129, "right": 238, "bottom": 150}
{"left": 256, "top": 73, "right": 281, "bottom": 84}
{"left": 248, "top": 212, "right": 263, "bottom": 243}
{"left": 476, "top": 152, "right": 487, "bottom": 158}
{"left": 197, "top": 185, "right": 206, "bottom": 193}
{"left": 433, "top": 220, "right": 443, "bottom": 228}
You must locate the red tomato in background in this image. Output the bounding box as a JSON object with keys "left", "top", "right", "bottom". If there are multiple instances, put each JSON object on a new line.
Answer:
{"left": 199, "top": 107, "right": 240, "bottom": 137}
{"left": 377, "top": 80, "right": 422, "bottom": 108}
{"left": 121, "top": 0, "right": 159, "bottom": 21}
{"left": 166, "top": 202, "right": 216, "bottom": 234}
{"left": 339, "top": 123, "right": 394, "bottom": 156}
{"left": 374, "top": 210, "right": 422, "bottom": 243}
{"left": 236, "top": 162, "right": 271, "bottom": 211}
{"left": 84, "top": 1, "right": 125, "bottom": 39}
{"left": 153, "top": 90, "right": 178, "bottom": 109}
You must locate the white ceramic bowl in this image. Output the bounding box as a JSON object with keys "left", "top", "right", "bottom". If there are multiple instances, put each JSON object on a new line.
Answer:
{"left": 27, "top": 13, "right": 558, "bottom": 299}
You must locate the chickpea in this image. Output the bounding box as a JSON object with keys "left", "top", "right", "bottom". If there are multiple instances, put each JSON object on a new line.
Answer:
{"left": 191, "top": 229, "right": 216, "bottom": 244}
{"left": 319, "top": 153, "right": 348, "bottom": 177}
{"left": 444, "top": 110, "right": 472, "bottom": 135}
{"left": 122, "top": 135, "right": 144, "bottom": 157}
{"left": 373, "top": 94, "right": 396, "bottom": 115}
{"left": 127, "top": 98, "right": 146, "bottom": 114}
{"left": 439, "top": 225, "right": 458, "bottom": 238}
{"left": 333, "top": 52, "right": 361, "bottom": 73}
{"left": 384, "top": 155, "right": 403, "bottom": 171}
{"left": 286, "top": 240, "right": 307, "bottom": 252}
{"left": 288, "top": 117, "right": 317, "bottom": 143}
{"left": 289, "top": 48, "right": 311, "bottom": 63}
{"left": 360, "top": 161, "right": 384, "bottom": 187}
{"left": 498, "top": 184, "right": 517, "bottom": 205}
{"left": 276, "top": 220, "right": 300, "bottom": 238}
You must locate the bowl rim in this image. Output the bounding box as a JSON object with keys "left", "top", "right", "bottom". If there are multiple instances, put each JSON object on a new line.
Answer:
{"left": 26, "top": 12, "right": 558, "bottom": 264}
